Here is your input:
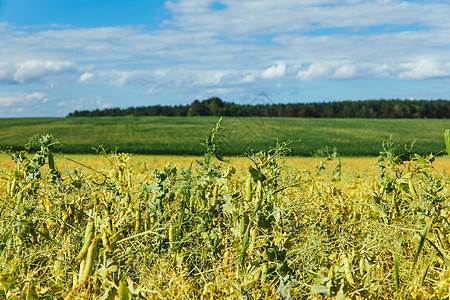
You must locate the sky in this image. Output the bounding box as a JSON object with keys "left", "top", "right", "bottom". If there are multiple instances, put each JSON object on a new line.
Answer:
{"left": 1, "top": 0, "right": 450, "bottom": 117}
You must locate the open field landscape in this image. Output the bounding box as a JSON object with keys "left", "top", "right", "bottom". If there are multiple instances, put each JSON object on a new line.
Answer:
{"left": 0, "top": 125, "right": 449, "bottom": 299}
{"left": 0, "top": 117, "right": 448, "bottom": 156}
{"left": 3, "top": 0, "right": 450, "bottom": 298}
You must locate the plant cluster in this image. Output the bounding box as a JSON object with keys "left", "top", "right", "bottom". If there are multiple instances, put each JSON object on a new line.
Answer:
{"left": 0, "top": 124, "right": 449, "bottom": 299}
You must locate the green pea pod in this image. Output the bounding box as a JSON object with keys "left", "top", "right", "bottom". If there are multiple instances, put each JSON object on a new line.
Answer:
{"left": 76, "top": 221, "right": 94, "bottom": 261}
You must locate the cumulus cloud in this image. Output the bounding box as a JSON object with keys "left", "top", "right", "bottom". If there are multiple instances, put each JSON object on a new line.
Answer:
{"left": 296, "top": 61, "right": 377, "bottom": 81}
{"left": 0, "top": 60, "right": 75, "bottom": 84}
{"left": 398, "top": 58, "right": 450, "bottom": 80}
{"left": 297, "top": 62, "right": 337, "bottom": 81}
{"left": 13, "top": 60, "right": 74, "bottom": 83}
{"left": 332, "top": 64, "right": 358, "bottom": 80}
{"left": 262, "top": 64, "right": 286, "bottom": 80}
{"left": 296, "top": 59, "right": 450, "bottom": 81}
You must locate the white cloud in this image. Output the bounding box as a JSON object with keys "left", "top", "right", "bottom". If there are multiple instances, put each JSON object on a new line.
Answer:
{"left": 241, "top": 73, "right": 256, "bottom": 83}
{"left": 57, "top": 97, "right": 113, "bottom": 112}
{"left": 99, "top": 68, "right": 243, "bottom": 91}
{"left": 296, "top": 59, "right": 450, "bottom": 81}
{"left": 0, "top": 95, "right": 20, "bottom": 107}
{"left": 2, "top": 1, "right": 450, "bottom": 87}
{"left": 372, "top": 62, "right": 396, "bottom": 79}
{"left": 297, "top": 62, "right": 336, "bottom": 81}
{"left": 398, "top": 58, "right": 450, "bottom": 79}
{"left": 13, "top": 60, "right": 73, "bottom": 83}
{"left": 332, "top": 64, "right": 358, "bottom": 80}
{"left": 163, "top": 0, "right": 448, "bottom": 37}
{"left": 262, "top": 64, "right": 286, "bottom": 79}
{"left": 0, "top": 60, "right": 75, "bottom": 84}
{"left": 25, "top": 92, "right": 48, "bottom": 102}
{"left": 0, "top": 92, "right": 48, "bottom": 107}
{"left": 79, "top": 72, "right": 93, "bottom": 82}
{"left": 107, "top": 70, "right": 153, "bottom": 86}
{"left": 204, "top": 87, "right": 236, "bottom": 95}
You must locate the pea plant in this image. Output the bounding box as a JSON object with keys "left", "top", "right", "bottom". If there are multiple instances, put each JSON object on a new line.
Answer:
{"left": 0, "top": 125, "right": 449, "bottom": 299}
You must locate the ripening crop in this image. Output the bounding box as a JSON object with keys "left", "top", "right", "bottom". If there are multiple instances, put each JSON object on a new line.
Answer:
{"left": 0, "top": 126, "right": 449, "bottom": 299}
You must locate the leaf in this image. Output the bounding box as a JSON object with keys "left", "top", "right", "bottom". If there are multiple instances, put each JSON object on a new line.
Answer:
{"left": 413, "top": 153, "right": 427, "bottom": 164}
{"left": 336, "top": 289, "right": 351, "bottom": 300}
{"left": 222, "top": 200, "right": 235, "bottom": 215}
{"left": 394, "top": 235, "right": 407, "bottom": 293}
{"left": 445, "top": 129, "right": 450, "bottom": 156}
{"left": 0, "top": 272, "right": 16, "bottom": 289}
{"left": 313, "top": 273, "right": 330, "bottom": 285}
{"left": 127, "top": 277, "right": 141, "bottom": 295}
{"left": 311, "top": 283, "right": 330, "bottom": 295}
{"left": 426, "top": 239, "right": 450, "bottom": 267}
{"left": 411, "top": 217, "right": 435, "bottom": 278}
{"left": 248, "top": 166, "right": 260, "bottom": 181}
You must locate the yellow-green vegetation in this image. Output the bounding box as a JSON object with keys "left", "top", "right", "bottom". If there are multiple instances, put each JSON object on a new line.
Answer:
{"left": 0, "top": 124, "right": 450, "bottom": 299}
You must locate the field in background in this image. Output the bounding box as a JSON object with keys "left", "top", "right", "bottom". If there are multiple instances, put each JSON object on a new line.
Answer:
{"left": 0, "top": 117, "right": 448, "bottom": 156}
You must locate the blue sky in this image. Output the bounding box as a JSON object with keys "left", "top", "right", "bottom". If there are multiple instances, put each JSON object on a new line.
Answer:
{"left": 1, "top": 0, "right": 450, "bottom": 117}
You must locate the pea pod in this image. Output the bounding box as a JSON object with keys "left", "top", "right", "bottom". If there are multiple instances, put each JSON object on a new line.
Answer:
{"left": 77, "top": 221, "right": 95, "bottom": 261}
{"left": 246, "top": 177, "right": 252, "bottom": 203}
{"left": 81, "top": 237, "right": 100, "bottom": 282}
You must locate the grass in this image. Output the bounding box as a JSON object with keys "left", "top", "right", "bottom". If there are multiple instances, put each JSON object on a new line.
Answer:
{"left": 0, "top": 117, "right": 448, "bottom": 155}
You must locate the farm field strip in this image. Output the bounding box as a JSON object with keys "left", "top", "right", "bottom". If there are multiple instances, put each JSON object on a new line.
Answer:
{"left": 0, "top": 116, "right": 448, "bottom": 155}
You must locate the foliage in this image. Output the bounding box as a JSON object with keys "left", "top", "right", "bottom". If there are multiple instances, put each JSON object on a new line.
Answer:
{"left": 0, "top": 128, "right": 449, "bottom": 299}
{"left": 68, "top": 98, "right": 450, "bottom": 119}
{"left": 201, "top": 116, "right": 225, "bottom": 165}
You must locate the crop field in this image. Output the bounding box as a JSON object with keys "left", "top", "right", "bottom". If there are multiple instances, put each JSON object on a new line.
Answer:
{"left": 0, "top": 122, "right": 449, "bottom": 299}
{"left": 0, "top": 116, "right": 448, "bottom": 156}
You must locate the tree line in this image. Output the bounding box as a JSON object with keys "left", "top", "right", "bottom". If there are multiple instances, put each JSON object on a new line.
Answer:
{"left": 67, "top": 97, "right": 450, "bottom": 118}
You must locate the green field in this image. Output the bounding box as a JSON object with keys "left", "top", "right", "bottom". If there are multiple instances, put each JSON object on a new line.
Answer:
{"left": 0, "top": 117, "right": 448, "bottom": 156}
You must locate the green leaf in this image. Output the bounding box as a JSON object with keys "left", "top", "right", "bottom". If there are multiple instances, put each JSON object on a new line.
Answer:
{"left": 0, "top": 272, "right": 16, "bottom": 290}
{"left": 222, "top": 200, "right": 235, "bottom": 215}
{"left": 311, "top": 283, "right": 330, "bottom": 295}
{"left": 248, "top": 166, "right": 260, "bottom": 181}
{"left": 394, "top": 235, "right": 407, "bottom": 294}
{"left": 426, "top": 238, "right": 450, "bottom": 267}
{"left": 445, "top": 129, "right": 450, "bottom": 156}
{"left": 336, "top": 289, "right": 351, "bottom": 300}
{"left": 411, "top": 217, "right": 435, "bottom": 278}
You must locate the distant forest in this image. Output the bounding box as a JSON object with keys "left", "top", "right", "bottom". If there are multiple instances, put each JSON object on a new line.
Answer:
{"left": 67, "top": 97, "right": 450, "bottom": 118}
